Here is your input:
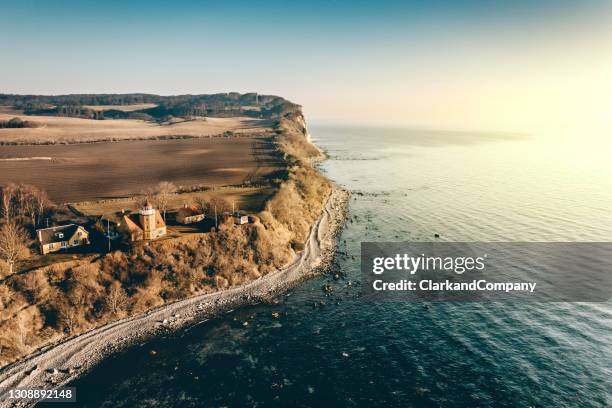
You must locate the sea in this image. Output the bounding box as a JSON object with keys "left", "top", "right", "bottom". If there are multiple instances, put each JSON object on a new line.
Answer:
{"left": 62, "top": 125, "right": 612, "bottom": 407}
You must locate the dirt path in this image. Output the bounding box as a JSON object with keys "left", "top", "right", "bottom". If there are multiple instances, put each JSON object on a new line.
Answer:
{"left": 0, "top": 188, "right": 349, "bottom": 408}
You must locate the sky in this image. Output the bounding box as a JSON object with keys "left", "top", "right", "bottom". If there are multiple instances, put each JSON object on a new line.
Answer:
{"left": 1, "top": 0, "right": 611, "bottom": 136}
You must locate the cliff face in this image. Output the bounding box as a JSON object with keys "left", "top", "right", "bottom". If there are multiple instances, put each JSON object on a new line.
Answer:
{"left": 266, "top": 112, "right": 331, "bottom": 241}
{"left": 275, "top": 112, "right": 325, "bottom": 164}
{"left": 286, "top": 111, "right": 308, "bottom": 134}
{"left": 0, "top": 107, "right": 333, "bottom": 368}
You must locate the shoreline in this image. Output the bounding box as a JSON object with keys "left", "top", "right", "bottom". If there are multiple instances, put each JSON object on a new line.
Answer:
{"left": 0, "top": 186, "right": 349, "bottom": 408}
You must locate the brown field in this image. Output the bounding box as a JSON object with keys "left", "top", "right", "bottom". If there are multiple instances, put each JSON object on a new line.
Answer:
{"left": 83, "top": 103, "right": 157, "bottom": 112}
{"left": 0, "top": 110, "right": 273, "bottom": 145}
{"left": 0, "top": 137, "right": 284, "bottom": 203}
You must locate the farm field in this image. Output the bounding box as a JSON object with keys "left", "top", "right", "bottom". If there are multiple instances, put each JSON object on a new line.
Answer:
{"left": 0, "top": 108, "right": 273, "bottom": 144}
{"left": 0, "top": 137, "right": 284, "bottom": 203}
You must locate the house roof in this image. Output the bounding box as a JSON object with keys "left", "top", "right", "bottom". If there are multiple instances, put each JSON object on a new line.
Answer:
{"left": 154, "top": 211, "right": 166, "bottom": 228}
{"left": 122, "top": 214, "right": 142, "bottom": 233}
{"left": 177, "top": 205, "right": 204, "bottom": 217}
{"left": 122, "top": 210, "right": 166, "bottom": 232}
{"left": 37, "top": 224, "right": 86, "bottom": 245}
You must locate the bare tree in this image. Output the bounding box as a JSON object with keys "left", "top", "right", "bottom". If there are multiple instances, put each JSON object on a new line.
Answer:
{"left": 154, "top": 181, "right": 176, "bottom": 220}
{"left": 1, "top": 183, "right": 17, "bottom": 222}
{"left": 33, "top": 188, "right": 50, "bottom": 227}
{"left": 21, "top": 185, "right": 38, "bottom": 227}
{"left": 205, "top": 195, "right": 232, "bottom": 215}
{"left": 192, "top": 196, "right": 208, "bottom": 214}
{"left": 0, "top": 184, "right": 50, "bottom": 227}
{"left": 105, "top": 282, "right": 128, "bottom": 315}
{"left": 15, "top": 184, "right": 28, "bottom": 218}
{"left": 60, "top": 306, "right": 79, "bottom": 335}
{"left": 0, "top": 222, "right": 30, "bottom": 276}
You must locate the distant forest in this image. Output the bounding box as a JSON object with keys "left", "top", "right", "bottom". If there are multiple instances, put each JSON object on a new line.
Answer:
{"left": 0, "top": 92, "right": 301, "bottom": 121}
{"left": 0, "top": 117, "right": 38, "bottom": 129}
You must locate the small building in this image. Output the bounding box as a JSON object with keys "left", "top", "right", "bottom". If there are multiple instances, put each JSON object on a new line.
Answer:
{"left": 37, "top": 224, "right": 90, "bottom": 255}
{"left": 234, "top": 212, "right": 249, "bottom": 225}
{"left": 119, "top": 201, "right": 167, "bottom": 242}
{"left": 176, "top": 205, "right": 205, "bottom": 225}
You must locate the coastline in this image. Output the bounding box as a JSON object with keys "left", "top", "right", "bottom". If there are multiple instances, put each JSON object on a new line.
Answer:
{"left": 0, "top": 186, "right": 349, "bottom": 408}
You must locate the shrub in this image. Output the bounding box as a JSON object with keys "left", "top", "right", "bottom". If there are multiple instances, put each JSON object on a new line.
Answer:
{"left": 0, "top": 117, "right": 39, "bottom": 129}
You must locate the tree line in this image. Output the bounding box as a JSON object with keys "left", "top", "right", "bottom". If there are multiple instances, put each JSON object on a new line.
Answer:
{"left": 0, "top": 92, "right": 302, "bottom": 121}
{"left": 0, "top": 92, "right": 281, "bottom": 108}
{"left": 0, "top": 184, "right": 52, "bottom": 276}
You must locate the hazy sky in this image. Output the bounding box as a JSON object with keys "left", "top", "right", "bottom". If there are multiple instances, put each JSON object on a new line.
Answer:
{"left": 1, "top": 0, "right": 611, "bottom": 135}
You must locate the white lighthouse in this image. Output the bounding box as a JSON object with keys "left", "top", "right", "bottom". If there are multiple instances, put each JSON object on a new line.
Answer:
{"left": 139, "top": 200, "right": 158, "bottom": 240}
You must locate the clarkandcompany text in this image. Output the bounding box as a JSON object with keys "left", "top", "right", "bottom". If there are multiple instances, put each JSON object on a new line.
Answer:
{"left": 373, "top": 279, "right": 537, "bottom": 293}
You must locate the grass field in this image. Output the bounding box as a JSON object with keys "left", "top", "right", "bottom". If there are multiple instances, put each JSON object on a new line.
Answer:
{"left": 72, "top": 186, "right": 276, "bottom": 220}
{"left": 0, "top": 108, "right": 273, "bottom": 145}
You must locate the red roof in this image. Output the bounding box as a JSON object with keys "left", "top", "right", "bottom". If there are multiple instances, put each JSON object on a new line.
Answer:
{"left": 154, "top": 211, "right": 166, "bottom": 228}
{"left": 122, "top": 214, "right": 142, "bottom": 232}
{"left": 122, "top": 210, "right": 166, "bottom": 232}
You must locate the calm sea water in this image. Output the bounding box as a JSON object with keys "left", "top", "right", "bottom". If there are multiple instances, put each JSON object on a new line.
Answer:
{"left": 64, "top": 126, "right": 612, "bottom": 407}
